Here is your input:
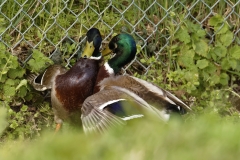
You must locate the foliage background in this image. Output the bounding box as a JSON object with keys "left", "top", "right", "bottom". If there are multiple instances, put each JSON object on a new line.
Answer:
{"left": 0, "top": 0, "right": 240, "bottom": 159}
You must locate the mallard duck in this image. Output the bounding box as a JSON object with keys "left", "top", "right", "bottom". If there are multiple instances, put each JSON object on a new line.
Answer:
{"left": 81, "top": 39, "right": 192, "bottom": 134}
{"left": 93, "top": 33, "right": 137, "bottom": 93}
{"left": 29, "top": 28, "right": 103, "bottom": 130}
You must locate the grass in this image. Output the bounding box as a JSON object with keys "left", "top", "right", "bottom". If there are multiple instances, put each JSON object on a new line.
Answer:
{"left": 1, "top": 114, "right": 240, "bottom": 160}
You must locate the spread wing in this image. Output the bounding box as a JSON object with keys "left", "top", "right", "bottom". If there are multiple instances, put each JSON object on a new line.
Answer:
{"left": 81, "top": 88, "right": 126, "bottom": 134}
{"left": 81, "top": 86, "right": 169, "bottom": 134}
{"left": 99, "top": 75, "right": 192, "bottom": 112}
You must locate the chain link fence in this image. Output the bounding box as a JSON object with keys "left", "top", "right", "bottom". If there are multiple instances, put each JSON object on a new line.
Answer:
{"left": 0, "top": 0, "right": 240, "bottom": 75}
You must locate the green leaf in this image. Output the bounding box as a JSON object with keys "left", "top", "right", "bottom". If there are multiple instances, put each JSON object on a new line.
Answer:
{"left": 236, "top": 60, "right": 240, "bottom": 71}
{"left": 184, "top": 70, "right": 199, "bottom": 82}
{"left": 178, "top": 49, "right": 195, "bottom": 67}
{"left": 3, "top": 85, "right": 15, "bottom": 97}
{"left": 21, "top": 105, "right": 28, "bottom": 112}
{"left": 175, "top": 27, "right": 191, "bottom": 44}
{"left": 208, "top": 14, "right": 224, "bottom": 27}
{"left": 27, "top": 59, "right": 45, "bottom": 73}
{"left": 221, "top": 58, "right": 231, "bottom": 70}
{"left": 215, "top": 23, "right": 229, "bottom": 34}
{"left": 24, "top": 92, "right": 33, "bottom": 101}
{"left": 186, "top": 21, "right": 201, "bottom": 32}
{"left": 220, "top": 73, "right": 229, "bottom": 85}
{"left": 208, "top": 15, "right": 229, "bottom": 34}
{"left": 220, "top": 31, "right": 233, "bottom": 47}
{"left": 205, "top": 63, "right": 217, "bottom": 74}
{"left": 8, "top": 67, "right": 25, "bottom": 79}
{"left": 140, "top": 58, "right": 146, "bottom": 64}
{"left": 9, "top": 120, "right": 18, "bottom": 129}
{"left": 193, "top": 39, "right": 208, "bottom": 57}
{"left": 0, "top": 63, "right": 5, "bottom": 72}
{"left": 210, "top": 74, "right": 220, "bottom": 86}
{"left": 229, "top": 59, "right": 237, "bottom": 70}
{"left": 201, "top": 70, "right": 210, "bottom": 81}
{"left": 136, "top": 44, "right": 142, "bottom": 55}
{"left": 18, "top": 86, "right": 28, "bottom": 98}
{"left": 196, "top": 59, "right": 209, "bottom": 69}
{"left": 0, "top": 43, "right": 6, "bottom": 51}
{"left": 229, "top": 45, "right": 240, "bottom": 59}
{"left": 0, "top": 51, "right": 7, "bottom": 59}
{"left": 213, "top": 44, "right": 227, "bottom": 58}
{"left": 0, "top": 70, "right": 8, "bottom": 75}
{"left": 209, "top": 49, "right": 217, "bottom": 61}
{"left": 5, "top": 79, "right": 15, "bottom": 85}
{"left": 0, "top": 74, "right": 7, "bottom": 82}
{"left": 27, "top": 50, "right": 54, "bottom": 73}
{"left": 10, "top": 55, "right": 19, "bottom": 69}
{"left": 0, "top": 58, "right": 9, "bottom": 75}
{"left": 7, "top": 69, "right": 18, "bottom": 79}
{"left": 196, "top": 29, "right": 206, "bottom": 38}
{"left": 16, "top": 79, "right": 28, "bottom": 90}
{"left": 37, "top": 30, "right": 43, "bottom": 39}
{"left": 32, "top": 50, "right": 42, "bottom": 59}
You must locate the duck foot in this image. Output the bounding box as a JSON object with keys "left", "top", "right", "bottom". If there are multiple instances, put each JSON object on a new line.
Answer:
{"left": 55, "top": 123, "right": 62, "bottom": 132}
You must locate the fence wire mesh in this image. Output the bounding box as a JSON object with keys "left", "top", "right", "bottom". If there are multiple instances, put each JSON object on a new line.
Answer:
{"left": 0, "top": 0, "right": 240, "bottom": 75}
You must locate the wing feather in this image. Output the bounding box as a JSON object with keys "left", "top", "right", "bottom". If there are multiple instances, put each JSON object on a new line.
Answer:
{"left": 100, "top": 75, "right": 191, "bottom": 111}
{"left": 81, "top": 87, "right": 170, "bottom": 134}
{"left": 27, "top": 64, "right": 67, "bottom": 91}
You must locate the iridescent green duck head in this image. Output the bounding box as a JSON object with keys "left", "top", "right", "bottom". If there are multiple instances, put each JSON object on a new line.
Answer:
{"left": 81, "top": 28, "right": 102, "bottom": 59}
{"left": 102, "top": 33, "right": 137, "bottom": 73}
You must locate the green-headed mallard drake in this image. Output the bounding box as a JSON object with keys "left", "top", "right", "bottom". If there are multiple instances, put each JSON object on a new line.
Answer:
{"left": 29, "top": 28, "right": 104, "bottom": 130}
{"left": 81, "top": 39, "right": 192, "bottom": 134}
{"left": 93, "top": 33, "right": 137, "bottom": 93}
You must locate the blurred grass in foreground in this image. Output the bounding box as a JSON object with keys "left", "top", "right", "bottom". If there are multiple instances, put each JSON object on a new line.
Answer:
{"left": 0, "top": 113, "right": 240, "bottom": 160}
